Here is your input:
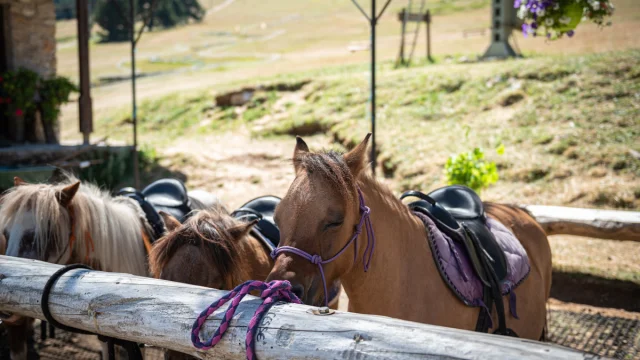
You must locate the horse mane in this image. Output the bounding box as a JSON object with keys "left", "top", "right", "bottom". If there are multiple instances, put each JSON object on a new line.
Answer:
{"left": 148, "top": 206, "right": 249, "bottom": 286}
{"left": 0, "top": 172, "right": 149, "bottom": 276}
{"left": 294, "top": 149, "right": 416, "bottom": 217}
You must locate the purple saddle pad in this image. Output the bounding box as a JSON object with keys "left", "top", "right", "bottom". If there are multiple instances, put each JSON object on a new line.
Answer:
{"left": 414, "top": 212, "right": 530, "bottom": 310}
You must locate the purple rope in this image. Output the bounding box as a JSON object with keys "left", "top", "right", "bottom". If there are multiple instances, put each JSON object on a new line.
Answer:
{"left": 191, "top": 280, "right": 301, "bottom": 360}
{"left": 270, "top": 188, "right": 375, "bottom": 307}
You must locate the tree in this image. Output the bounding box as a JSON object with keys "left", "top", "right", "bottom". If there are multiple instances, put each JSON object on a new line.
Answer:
{"left": 94, "top": 0, "right": 205, "bottom": 43}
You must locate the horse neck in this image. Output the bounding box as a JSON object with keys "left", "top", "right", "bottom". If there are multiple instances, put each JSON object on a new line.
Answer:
{"left": 340, "top": 175, "right": 435, "bottom": 314}
{"left": 73, "top": 193, "right": 148, "bottom": 277}
{"left": 235, "top": 233, "right": 273, "bottom": 284}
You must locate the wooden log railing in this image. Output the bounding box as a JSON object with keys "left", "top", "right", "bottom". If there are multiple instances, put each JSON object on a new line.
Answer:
{"left": 0, "top": 256, "right": 588, "bottom": 359}
{"left": 523, "top": 205, "right": 640, "bottom": 242}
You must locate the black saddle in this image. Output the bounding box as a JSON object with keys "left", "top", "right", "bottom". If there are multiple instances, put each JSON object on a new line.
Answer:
{"left": 117, "top": 178, "right": 194, "bottom": 241}
{"left": 401, "top": 185, "right": 516, "bottom": 337}
{"left": 231, "top": 195, "right": 281, "bottom": 251}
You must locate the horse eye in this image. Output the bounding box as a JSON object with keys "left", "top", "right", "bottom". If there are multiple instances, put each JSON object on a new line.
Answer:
{"left": 324, "top": 221, "right": 343, "bottom": 230}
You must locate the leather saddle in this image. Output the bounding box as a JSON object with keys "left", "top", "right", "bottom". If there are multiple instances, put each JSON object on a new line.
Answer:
{"left": 231, "top": 195, "right": 281, "bottom": 251}
{"left": 401, "top": 185, "right": 515, "bottom": 336}
{"left": 117, "top": 178, "right": 194, "bottom": 240}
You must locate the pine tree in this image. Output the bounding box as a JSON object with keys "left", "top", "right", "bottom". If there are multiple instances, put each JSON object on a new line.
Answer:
{"left": 94, "top": 0, "right": 205, "bottom": 43}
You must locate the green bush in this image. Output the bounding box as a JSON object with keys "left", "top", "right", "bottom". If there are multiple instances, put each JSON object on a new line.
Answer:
{"left": 444, "top": 145, "right": 502, "bottom": 193}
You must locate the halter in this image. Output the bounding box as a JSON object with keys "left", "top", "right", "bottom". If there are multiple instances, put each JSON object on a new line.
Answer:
{"left": 52, "top": 204, "right": 95, "bottom": 265}
{"left": 270, "top": 188, "right": 375, "bottom": 307}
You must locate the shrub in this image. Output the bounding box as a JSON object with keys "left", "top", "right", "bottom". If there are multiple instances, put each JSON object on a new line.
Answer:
{"left": 444, "top": 145, "right": 503, "bottom": 193}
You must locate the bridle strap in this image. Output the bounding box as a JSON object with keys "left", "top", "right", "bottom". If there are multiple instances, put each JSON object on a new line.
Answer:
{"left": 270, "top": 188, "right": 375, "bottom": 307}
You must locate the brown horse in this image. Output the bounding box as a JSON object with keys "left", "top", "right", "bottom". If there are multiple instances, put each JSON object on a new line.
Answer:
{"left": 266, "top": 134, "right": 552, "bottom": 340}
{"left": 149, "top": 207, "right": 341, "bottom": 359}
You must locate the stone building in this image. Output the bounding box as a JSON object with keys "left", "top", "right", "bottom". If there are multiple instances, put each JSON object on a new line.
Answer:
{"left": 1, "top": 0, "right": 57, "bottom": 77}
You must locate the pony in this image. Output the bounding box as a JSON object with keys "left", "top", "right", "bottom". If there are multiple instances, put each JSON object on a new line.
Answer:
{"left": 149, "top": 207, "right": 341, "bottom": 360}
{"left": 148, "top": 208, "right": 272, "bottom": 360}
{"left": 0, "top": 172, "right": 217, "bottom": 359}
{"left": 266, "top": 134, "right": 552, "bottom": 340}
{"left": 149, "top": 208, "right": 271, "bottom": 292}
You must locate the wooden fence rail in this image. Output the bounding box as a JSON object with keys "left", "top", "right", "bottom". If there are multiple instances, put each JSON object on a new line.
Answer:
{"left": 523, "top": 205, "right": 640, "bottom": 242}
{"left": 0, "top": 256, "right": 589, "bottom": 359}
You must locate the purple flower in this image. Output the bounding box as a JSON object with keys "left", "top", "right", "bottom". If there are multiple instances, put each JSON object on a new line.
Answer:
{"left": 531, "top": 21, "right": 538, "bottom": 29}
{"left": 567, "top": 30, "right": 575, "bottom": 37}
{"left": 514, "top": 0, "right": 522, "bottom": 8}
{"left": 522, "top": 23, "right": 530, "bottom": 37}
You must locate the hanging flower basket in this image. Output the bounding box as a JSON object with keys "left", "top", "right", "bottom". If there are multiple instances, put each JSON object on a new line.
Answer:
{"left": 515, "top": 0, "right": 615, "bottom": 39}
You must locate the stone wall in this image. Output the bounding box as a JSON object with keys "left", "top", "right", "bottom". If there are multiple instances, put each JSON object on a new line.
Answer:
{"left": 6, "top": 0, "right": 57, "bottom": 77}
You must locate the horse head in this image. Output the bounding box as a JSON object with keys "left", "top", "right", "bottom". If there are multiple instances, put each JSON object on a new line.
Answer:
{"left": 0, "top": 177, "right": 80, "bottom": 263}
{"left": 149, "top": 208, "right": 258, "bottom": 290}
{"left": 266, "top": 134, "right": 371, "bottom": 306}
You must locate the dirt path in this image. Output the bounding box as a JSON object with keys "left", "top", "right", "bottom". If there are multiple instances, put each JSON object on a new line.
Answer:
{"left": 161, "top": 129, "right": 339, "bottom": 209}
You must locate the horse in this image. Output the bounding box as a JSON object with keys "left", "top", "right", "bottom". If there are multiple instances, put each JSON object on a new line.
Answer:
{"left": 0, "top": 172, "right": 218, "bottom": 360}
{"left": 266, "top": 134, "right": 552, "bottom": 340}
{"left": 149, "top": 206, "right": 341, "bottom": 360}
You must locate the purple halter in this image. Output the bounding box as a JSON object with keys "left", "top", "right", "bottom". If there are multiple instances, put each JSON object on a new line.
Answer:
{"left": 270, "top": 188, "right": 375, "bottom": 307}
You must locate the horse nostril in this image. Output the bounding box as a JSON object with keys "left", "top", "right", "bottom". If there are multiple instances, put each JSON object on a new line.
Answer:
{"left": 291, "top": 284, "right": 304, "bottom": 300}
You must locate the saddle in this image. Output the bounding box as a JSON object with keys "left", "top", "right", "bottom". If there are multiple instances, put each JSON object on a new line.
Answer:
{"left": 401, "top": 185, "right": 516, "bottom": 336}
{"left": 117, "top": 178, "right": 194, "bottom": 241}
{"left": 231, "top": 195, "right": 281, "bottom": 251}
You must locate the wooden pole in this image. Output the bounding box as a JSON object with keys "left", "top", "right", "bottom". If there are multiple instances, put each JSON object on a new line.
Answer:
{"left": 0, "top": 256, "right": 587, "bottom": 360}
{"left": 523, "top": 205, "right": 640, "bottom": 242}
{"left": 76, "top": 0, "right": 93, "bottom": 145}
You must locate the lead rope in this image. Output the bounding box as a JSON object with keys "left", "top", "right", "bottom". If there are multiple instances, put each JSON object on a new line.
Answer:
{"left": 191, "top": 280, "right": 301, "bottom": 360}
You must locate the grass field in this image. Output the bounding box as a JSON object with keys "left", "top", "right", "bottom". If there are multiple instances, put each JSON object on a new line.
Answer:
{"left": 54, "top": 0, "right": 640, "bottom": 283}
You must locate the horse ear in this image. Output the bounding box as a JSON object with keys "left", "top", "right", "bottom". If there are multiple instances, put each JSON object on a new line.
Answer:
{"left": 159, "top": 211, "right": 181, "bottom": 232}
{"left": 229, "top": 219, "right": 258, "bottom": 240}
{"left": 343, "top": 133, "right": 371, "bottom": 177}
{"left": 14, "top": 176, "right": 28, "bottom": 187}
{"left": 48, "top": 167, "right": 68, "bottom": 184}
{"left": 293, "top": 136, "right": 309, "bottom": 172}
{"left": 57, "top": 181, "right": 80, "bottom": 207}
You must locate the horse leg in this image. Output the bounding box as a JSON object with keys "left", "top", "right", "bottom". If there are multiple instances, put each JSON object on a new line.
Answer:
{"left": 6, "top": 319, "right": 32, "bottom": 360}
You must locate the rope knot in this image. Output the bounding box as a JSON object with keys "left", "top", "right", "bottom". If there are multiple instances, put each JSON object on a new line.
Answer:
{"left": 310, "top": 254, "right": 322, "bottom": 264}
{"left": 192, "top": 280, "right": 301, "bottom": 359}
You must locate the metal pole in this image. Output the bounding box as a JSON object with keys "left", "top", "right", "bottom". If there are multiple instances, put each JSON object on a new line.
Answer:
{"left": 76, "top": 0, "right": 93, "bottom": 145}
{"left": 130, "top": 0, "right": 140, "bottom": 189}
{"left": 426, "top": 10, "right": 433, "bottom": 62}
{"left": 370, "top": 0, "right": 376, "bottom": 177}
{"left": 399, "top": 9, "right": 406, "bottom": 65}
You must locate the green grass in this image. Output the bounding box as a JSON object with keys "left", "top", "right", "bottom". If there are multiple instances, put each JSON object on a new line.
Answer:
{"left": 98, "top": 49, "right": 640, "bottom": 210}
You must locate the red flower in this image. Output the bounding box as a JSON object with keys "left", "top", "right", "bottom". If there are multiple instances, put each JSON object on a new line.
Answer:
{"left": 6, "top": 98, "right": 11, "bottom": 104}
{"left": 0, "top": 76, "right": 3, "bottom": 82}
{"left": 15, "top": 109, "right": 23, "bottom": 116}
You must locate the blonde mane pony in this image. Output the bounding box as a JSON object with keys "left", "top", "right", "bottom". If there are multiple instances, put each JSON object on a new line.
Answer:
{"left": 0, "top": 174, "right": 149, "bottom": 276}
